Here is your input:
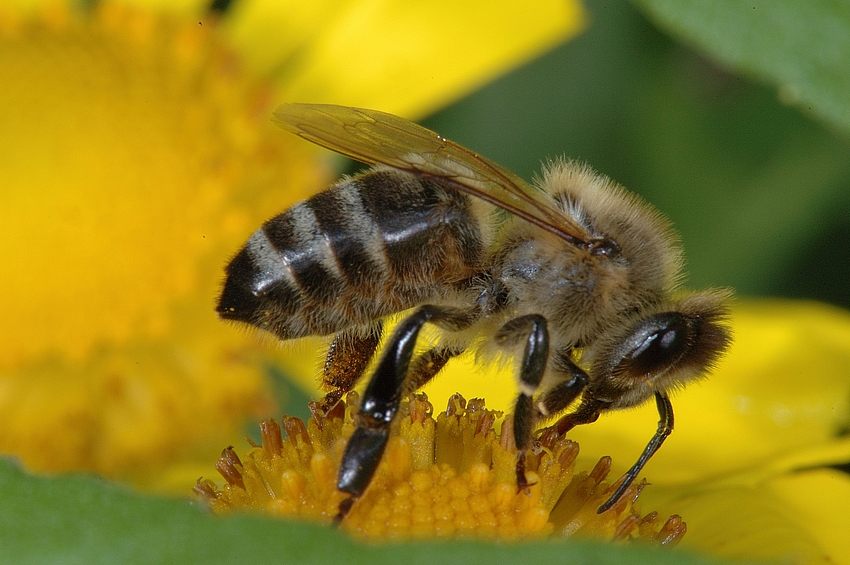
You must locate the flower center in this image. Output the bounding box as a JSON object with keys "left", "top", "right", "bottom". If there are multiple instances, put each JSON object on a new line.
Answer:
{"left": 197, "top": 392, "right": 688, "bottom": 544}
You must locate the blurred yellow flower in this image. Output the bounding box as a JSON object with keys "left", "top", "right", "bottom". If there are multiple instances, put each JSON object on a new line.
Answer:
{"left": 0, "top": 0, "right": 586, "bottom": 487}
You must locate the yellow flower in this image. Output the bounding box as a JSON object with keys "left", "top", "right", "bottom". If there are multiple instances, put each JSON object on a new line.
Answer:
{"left": 0, "top": 0, "right": 585, "bottom": 488}
{"left": 266, "top": 301, "right": 850, "bottom": 562}
{"left": 198, "top": 392, "right": 686, "bottom": 545}
{"left": 320, "top": 299, "right": 846, "bottom": 563}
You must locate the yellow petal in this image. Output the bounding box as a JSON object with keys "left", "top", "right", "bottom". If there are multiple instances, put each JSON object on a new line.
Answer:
{"left": 225, "top": 0, "right": 587, "bottom": 117}
{"left": 634, "top": 463, "right": 850, "bottom": 565}
{"left": 643, "top": 481, "right": 834, "bottom": 565}
{"left": 769, "top": 469, "right": 850, "bottom": 565}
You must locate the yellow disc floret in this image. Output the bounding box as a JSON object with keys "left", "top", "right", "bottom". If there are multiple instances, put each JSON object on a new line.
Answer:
{"left": 197, "top": 393, "right": 687, "bottom": 544}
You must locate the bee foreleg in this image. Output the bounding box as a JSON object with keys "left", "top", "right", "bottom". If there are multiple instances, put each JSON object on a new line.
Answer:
{"left": 535, "top": 384, "right": 608, "bottom": 459}
{"left": 597, "top": 392, "right": 673, "bottom": 514}
{"left": 495, "top": 315, "right": 550, "bottom": 493}
{"left": 335, "top": 305, "right": 476, "bottom": 522}
{"left": 321, "top": 325, "right": 383, "bottom": 412}
{"left": 539, "top": 397, "right": 604, "bottom": 446}
{"left": 536, "top": 350, "right": 589, "bottom": 418}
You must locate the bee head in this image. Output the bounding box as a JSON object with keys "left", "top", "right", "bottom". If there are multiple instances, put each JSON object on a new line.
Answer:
{"left": 589, "top": 289, "right": 733, "bottom": 409}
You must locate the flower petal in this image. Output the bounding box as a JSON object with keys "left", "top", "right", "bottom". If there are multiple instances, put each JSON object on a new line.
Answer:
{"left": 225, "top": 0, "right": 587, "bottom": 117}
{"left": 768, "top": 468, "right": 850, "bottom": 565}
{"left": 642, "top": 480, "right": 835, "bottom": 565}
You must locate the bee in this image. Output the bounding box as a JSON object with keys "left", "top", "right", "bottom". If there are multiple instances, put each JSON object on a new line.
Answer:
{"left": 217, "top": 103, "right": 732, "bottom": 521}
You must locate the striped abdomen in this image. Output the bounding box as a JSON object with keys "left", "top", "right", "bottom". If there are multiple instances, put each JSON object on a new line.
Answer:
{"left": 217, "top": 168, "right": 487, "bottom": 340}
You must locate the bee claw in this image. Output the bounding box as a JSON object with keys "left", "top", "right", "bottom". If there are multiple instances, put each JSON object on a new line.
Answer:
{"left": 334, "top": 496, "right": 356, "bottom": 525}
{"left": 515, "top": 451, "right": 537, "bottom": 494}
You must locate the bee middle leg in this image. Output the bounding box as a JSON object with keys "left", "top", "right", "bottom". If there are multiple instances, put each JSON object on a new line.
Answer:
{"left": 334, "top": 305, "right": 476, "bottom": 522}
{"left": 494, "top": 315, "right": 550, "bottom": 493}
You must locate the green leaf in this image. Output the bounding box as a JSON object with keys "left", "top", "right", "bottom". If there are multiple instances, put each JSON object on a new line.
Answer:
{"left": 632, "top": 0, "right": 850, "bottom": 134}
{"left": 0, "top": 458, "right": 740, "bottom": 565}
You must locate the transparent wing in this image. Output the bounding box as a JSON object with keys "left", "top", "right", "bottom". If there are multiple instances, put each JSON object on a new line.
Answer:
{"left": 272, "top": 103, "right": 591, "bottom": 246}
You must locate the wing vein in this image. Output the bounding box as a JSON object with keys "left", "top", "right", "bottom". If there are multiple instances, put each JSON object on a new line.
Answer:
{"left": 272, "top": 104, "right": 591, "bottom": 247}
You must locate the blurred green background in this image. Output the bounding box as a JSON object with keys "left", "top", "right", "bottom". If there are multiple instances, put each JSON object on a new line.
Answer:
{"left": 423, "top": 0, "right": 850, "bottom": 310}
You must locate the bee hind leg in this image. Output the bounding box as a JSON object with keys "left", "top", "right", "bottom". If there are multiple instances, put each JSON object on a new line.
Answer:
{"left": 402, "top": 346, "right": 463, "bottom": 396}
{"left": 320, "top": 325, "right": 382, "bottom": 413}
{"left": 334, "top": 305, "right": 476, "bottom": 522}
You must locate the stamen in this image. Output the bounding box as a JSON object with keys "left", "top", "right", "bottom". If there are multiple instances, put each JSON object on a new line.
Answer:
{"left": 198, "top": 392, "right": 686, "bottom": 544}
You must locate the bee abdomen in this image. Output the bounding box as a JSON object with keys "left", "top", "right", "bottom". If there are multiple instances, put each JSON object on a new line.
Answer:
{"left": 218, "top": 169, "right": 486, "bottom": 340}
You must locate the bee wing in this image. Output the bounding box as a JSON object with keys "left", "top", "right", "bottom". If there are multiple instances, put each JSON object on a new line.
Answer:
{"left": 272, "top": 103, "right": 591, "bottom": 245}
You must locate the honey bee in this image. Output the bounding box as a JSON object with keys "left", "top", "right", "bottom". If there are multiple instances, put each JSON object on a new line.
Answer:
{"left": 217, "top": 103, "right": 732, "bottom": 521}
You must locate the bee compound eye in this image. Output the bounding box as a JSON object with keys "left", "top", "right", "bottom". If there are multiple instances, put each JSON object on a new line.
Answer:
{"left": 620, "top": 313, "right": 690, "bottom": 379}
{"left": 588, "top": 237, "right": 622, "bottom": 259}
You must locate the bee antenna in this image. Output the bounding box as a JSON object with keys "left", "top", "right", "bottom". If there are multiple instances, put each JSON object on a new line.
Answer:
{"left": 597, "top": 392, "right": 673, "bottom": 513}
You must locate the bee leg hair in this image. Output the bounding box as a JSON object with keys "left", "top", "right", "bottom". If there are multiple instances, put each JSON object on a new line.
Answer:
{"left": 402, "top": 346, "right": 464, "bottom": 397}
{"left": 334, "top": 305, "right": 477, "bottom": 522}
{"left": 320, "top": 325, "right": 383, "bottom": 412}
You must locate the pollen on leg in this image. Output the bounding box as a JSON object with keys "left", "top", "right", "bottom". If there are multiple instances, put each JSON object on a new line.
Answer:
{"left": 196, "top": 392, "right": 687, "bottom": 544}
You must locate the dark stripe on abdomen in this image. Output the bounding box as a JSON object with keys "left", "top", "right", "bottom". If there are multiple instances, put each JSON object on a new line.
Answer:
{"left": 262, "top": 205, "right": 345, "bottom": 305}
{"left": 307, "top": 188, "right": 385, "bottom": 288}
{"left": 355, "top": 170, "right": 485, "bottom": 282}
